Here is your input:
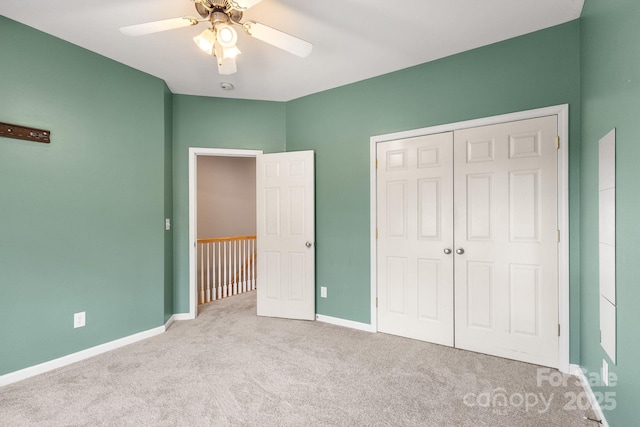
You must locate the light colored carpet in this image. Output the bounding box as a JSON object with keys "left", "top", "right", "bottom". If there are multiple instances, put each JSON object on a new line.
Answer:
{"left": 1, "top": 291, "right": 597, "bottom": 426}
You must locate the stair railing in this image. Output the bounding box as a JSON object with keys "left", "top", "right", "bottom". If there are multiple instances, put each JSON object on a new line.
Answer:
{"left": 196, "top": 235, "right": 256, "bottom": 305}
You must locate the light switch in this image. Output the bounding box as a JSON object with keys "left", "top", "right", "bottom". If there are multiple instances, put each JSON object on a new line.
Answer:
{"left": 165, "top": 218, "right": 171, "bottom": 231}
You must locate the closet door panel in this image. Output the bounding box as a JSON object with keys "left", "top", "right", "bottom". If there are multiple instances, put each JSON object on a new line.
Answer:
{"left": 377, "top": 133, "right": 454, "bottom": 346}
{"left": 453, "top": 116, "right": 559, "bottom": 368}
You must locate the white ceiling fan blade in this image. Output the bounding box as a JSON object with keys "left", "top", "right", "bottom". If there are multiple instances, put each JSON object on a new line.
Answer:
{"left": 119, "top": 17, "right": 198, "bottom": 36}
{"left": 243, "top": 22, "right": 312, "bottom": 58}
{"left": 228, "top": 0, "right": 264, "bottom": 10}
{"left": 218, "top": 57, "right": 238, "bottom": 75}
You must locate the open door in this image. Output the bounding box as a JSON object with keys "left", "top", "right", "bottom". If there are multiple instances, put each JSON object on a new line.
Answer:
{"left": 256, "top": 150, "right": 315, "bottom": 320}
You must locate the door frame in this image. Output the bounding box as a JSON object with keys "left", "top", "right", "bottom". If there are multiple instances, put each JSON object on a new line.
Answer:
{"left": 369, "top": 104, "right": 570, "bottom": 373}
{"left": 188, "top": 147, "right": 263, "bottom": 319}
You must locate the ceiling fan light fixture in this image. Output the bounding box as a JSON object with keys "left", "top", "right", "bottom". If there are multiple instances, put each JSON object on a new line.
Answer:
{"left": 193, "top": 29, "right": 216, "bottom": 54}
{"left": 216, "top": 24, "right": 238, "bottom": 48}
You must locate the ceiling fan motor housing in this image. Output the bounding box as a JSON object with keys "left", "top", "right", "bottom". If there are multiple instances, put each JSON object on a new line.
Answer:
{"left": 211, "top": 11, "right": 230, "bottom": 25}
{"left": 196, "top": 0, "right": 243, "bottom": 23}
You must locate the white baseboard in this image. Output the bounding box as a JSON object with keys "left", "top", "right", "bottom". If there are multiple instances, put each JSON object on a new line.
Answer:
{"left": 570, "top": 364, "right": 611, "bottom": 427}
{"left": 171, "top": 313, "right": 194, "bottom": 321}
{"left": 0, "top": 314, "right": 188, "bottom": 387}
{"left": 164, "top": 313, "right": 192, "bottom": 330}
{"left": 315, "top": 314, "right": 376, "bottom": 333}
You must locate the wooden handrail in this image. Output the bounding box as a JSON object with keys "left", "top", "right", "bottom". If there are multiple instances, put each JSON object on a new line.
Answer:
{"left": 197, "top": 235, "right": 256, "bottom": 244}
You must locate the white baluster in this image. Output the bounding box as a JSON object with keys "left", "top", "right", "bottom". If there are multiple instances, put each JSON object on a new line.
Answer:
{"left": 239, "top": 238, "right": 243, "bottom": 294}
{"left": 199, "top": 243, "right": 204, "bottom": 304}
{"left": 242, "top": 239, "right": 246, "bottom": 293}
{"left": 206, "top": 243, "right": 211, "bottom": 303}
{"left": 246, "top": 238, "right": 250, "bottom": 292}
{"left": 213, "top": 242, "right": 217, "bottom": 301}
{"left": 222, "top": 241, "right": 226, "bottom": 298}
{"left": 216, "top": 242, "right": 220, "bottom": 300}
{"left": 233, "top": 240, "right": 238, "bottom": 295}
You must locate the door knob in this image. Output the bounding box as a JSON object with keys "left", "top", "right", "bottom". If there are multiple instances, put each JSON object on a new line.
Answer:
{"left": 456, "top": 248, "right": 465, "bottom": 255}
{"left": 444, "top": 248, "right": 452, "bottom": 255}
{"left": 305, "top": 241, "right": 313, "bottom": 248}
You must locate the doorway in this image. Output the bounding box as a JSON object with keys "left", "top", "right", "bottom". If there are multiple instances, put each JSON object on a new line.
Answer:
{"left": 196, "top": 155, "right": 257, "bottom": 305}
{"left": 188, "top": 148, "right": 317, "bottom": 322}
{"left": 370, "top": 105, "right": 570, "bottom": 372}
{"left": 188, "top": 148, "right": 263, "bottom": 318}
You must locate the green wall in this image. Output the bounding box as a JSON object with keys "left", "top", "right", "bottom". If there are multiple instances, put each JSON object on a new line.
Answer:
{"left": 286, "top": 21, "right": 582, "bottom": 363}
{"left": 171, "top": 95, "right": 285, "bottom": 313}
{"left": 580, "top": 0, "right": 640, "bottom": 425}
{"left": 0, "top": 17, "right": 169, "bottom": 375}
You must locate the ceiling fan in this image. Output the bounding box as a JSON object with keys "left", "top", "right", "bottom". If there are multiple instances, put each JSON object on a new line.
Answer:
{"left": 119, "top": 0, "right": 312, "bottom": 75}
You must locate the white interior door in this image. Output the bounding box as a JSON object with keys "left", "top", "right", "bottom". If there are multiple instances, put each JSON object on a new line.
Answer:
{"left": 453, "top": 116, "right": 559, "bottom": 367}
{"left": 256, "top": 150, "right": 315, "bottom": 320}
{"left": 377, "top": 133, "right": 454, "bottom": 346}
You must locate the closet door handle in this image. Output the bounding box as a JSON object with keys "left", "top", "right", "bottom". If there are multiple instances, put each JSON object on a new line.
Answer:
{"left": 456, "top": 248, "right": 465, "bottom": 255}
{"left": 444, "top": 248, "right": 452, "bottom": 255}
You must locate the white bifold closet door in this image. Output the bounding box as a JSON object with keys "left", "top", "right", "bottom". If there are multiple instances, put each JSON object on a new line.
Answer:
{"left": 377, "top": 116, "right": 559, "bottom": 368}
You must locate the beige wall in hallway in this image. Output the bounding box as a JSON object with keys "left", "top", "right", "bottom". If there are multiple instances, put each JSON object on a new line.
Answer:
{"left": 197, "top": 156, "right": 256, "bottom": 239}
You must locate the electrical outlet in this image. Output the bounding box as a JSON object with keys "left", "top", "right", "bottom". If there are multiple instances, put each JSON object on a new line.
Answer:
{"left": 602, "top": 359, "right": 609, "bottom": 386}
{"left": 320, "top": 286, "right": 327, "bottom": 298}
{"left": 74, "top": 311, "right": 86, "bottom": 328}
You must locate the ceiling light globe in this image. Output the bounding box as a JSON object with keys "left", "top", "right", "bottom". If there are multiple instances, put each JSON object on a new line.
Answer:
{"left": 217, "top": 25, "right": 238, "bottom": 48}
{"left": 193, "top": 29, "right": 215, "bottom": 54}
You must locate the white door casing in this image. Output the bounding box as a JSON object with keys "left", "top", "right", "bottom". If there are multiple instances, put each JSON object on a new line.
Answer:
{"left": 256, "top": 150, "right": 315, "bottom": 320}
{"left": 377, "top": 133, "right": 455, "bottom": 346}
{"left": 453, "top": 116, "right": 559, "bottom": 368}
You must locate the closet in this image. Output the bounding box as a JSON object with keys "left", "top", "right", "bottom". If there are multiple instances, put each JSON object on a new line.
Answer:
{"left": 377, "top": 116, "right": 559, "bottom": 368}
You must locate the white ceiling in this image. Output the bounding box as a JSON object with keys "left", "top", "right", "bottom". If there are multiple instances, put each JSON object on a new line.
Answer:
{"left": 1, "top": 0, "right": 584, "bottom": 102}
